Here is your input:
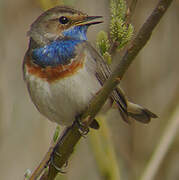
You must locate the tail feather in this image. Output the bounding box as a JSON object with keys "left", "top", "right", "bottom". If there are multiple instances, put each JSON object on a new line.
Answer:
{"left": 127, "top": 102, "right": 158, "bottom": 123}
{"left": 111, "top": 87, "right": 158, "bottom": 124}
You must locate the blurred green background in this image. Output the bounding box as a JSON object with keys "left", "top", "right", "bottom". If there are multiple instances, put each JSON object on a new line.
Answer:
{"left": 0, "top": 0, "right": 179, "bottom": 180}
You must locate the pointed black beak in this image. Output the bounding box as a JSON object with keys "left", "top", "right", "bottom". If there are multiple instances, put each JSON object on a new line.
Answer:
{"left": 76, "top": 16, "right": 103, "bottom": 26}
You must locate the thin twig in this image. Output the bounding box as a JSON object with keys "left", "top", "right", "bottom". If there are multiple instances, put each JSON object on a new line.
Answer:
{"left": 126, "top": 0, "right": 138, "bottom": 23}
{"left": 28, "top": 127, "right": 67, "bottom": 180}
{"left": 109, "top": 0, "right": 138, "bottom": 55}
{"left": 140, "top": 105, "right": 179, "bottom": 180}
{"left": 139, "top": 85, "right": 179, "bottom": 180}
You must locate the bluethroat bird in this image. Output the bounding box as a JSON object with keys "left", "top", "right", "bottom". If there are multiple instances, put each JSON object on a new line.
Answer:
{"left": 23, "top": 6, "right": 157, "bottom": 129}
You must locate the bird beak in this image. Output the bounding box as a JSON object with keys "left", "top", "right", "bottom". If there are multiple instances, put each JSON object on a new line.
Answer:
{"left": 76, "top": 16, "right": 103, "bottom": 26}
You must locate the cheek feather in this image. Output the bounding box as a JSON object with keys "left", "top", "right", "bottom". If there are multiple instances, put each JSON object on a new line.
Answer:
{"left": 56, "top": 23, "right": 71, "bottom": 34}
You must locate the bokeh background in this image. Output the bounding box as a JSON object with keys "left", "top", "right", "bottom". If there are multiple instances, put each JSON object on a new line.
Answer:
{"left": 0, "top": 0, "right": 179, "bottom": 180}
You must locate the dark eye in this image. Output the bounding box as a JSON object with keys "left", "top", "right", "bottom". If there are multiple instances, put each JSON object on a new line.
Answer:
{"left": 59, "top": 16, "right": 69, "bottom": 24}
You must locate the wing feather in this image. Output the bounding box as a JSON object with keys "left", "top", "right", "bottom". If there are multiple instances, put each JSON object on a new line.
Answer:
{"left": 84, "top": 41, "right": 157, "bottom": 123}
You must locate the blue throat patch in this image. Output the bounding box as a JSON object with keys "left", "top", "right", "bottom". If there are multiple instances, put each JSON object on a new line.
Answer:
{"left": 32, "top": 25, "right": 88, "bottom": 67}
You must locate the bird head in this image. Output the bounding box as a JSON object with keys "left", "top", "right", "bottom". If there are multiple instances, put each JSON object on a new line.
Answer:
{"left": 28, "top": 6, "right": 103, "bottom": 45}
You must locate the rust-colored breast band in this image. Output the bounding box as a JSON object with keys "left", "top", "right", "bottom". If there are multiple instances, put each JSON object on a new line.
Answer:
{"left": 25, "top": 53, "right": 85, "bottom": 83}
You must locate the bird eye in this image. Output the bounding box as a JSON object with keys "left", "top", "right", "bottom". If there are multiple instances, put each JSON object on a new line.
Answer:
{"left": 59, "top": 16, "right": 69, "bottom": 24}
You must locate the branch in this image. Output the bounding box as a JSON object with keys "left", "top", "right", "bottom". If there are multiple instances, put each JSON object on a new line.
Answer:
{"left": 28, "top": 0, "right": 173, "bottom": 179}
{"left": 140, "top": 104, "right": 179, "bottom": 180}
{"left": 82, "top": 0, "right": 173, "bottom": 121}
{"left": 139, "top": 85, "right": 179, "bottom": 180}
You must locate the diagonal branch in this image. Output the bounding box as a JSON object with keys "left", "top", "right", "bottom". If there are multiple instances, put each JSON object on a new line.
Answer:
{"left": 28, "top": 0, "right": 173, "bottom": 179}
{"left": 81, "top": 0, "right": 173, "bottom": 121}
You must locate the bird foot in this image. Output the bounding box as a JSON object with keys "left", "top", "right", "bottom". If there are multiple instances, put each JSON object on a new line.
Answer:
{"left": 50, "top": 150, "right": 68, "bottom": 173}
{"left": 75, "top": 118, "right": 89, "bottom": 137}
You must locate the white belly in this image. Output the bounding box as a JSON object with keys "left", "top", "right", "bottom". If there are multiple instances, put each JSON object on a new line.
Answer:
{"left": 24, "top": 65, "right": 101, "bottom": 126}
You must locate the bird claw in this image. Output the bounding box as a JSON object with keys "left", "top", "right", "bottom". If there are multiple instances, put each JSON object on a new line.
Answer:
{"left": 75, "top": 117, "right": 89, "bottom": 137}
{"left": 50, "top": 150, "right": 68, "bottom": 174}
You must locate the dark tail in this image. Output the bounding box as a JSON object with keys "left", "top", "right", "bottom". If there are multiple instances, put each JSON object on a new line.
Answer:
{"left": 90, "top": 87, "right": 158, "bottom": 129}
{"left": 112, "top": 87, "right": 158, "bottom": 124}
{"left": 126, "top": 102, "right": 158, "bottom": 123}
